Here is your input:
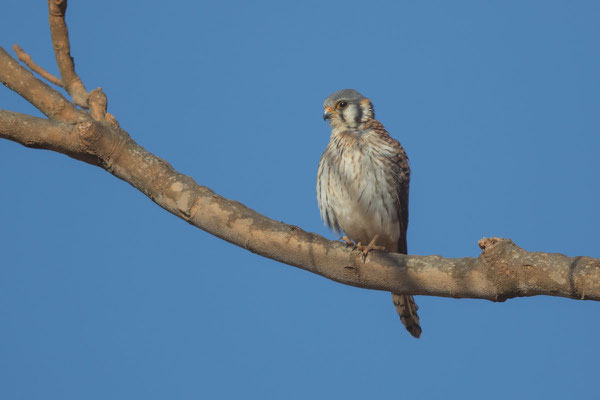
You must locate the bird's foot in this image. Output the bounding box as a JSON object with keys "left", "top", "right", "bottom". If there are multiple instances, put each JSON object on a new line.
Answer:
{"left": 340, "top": 236, "right": 356, "bottom": 248}
{"left": 355, "top": 235, "right": 386, "bottom": 262}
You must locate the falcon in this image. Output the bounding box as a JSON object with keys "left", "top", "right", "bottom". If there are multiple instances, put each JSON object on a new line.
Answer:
{"left": 317, "top": 89, "right": 421, "bottom": 338}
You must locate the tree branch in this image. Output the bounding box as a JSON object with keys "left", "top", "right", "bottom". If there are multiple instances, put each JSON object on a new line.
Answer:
{"left": 0, "top": 110, "right": 98, "bottom": 165}
{"left": 47, "top": 0, "right": 89, "bottom": 107}
{"left": 0, "top": 47, "right": 86, "bottom": 122}
{"left": 1, "top": 105, "right": 599, "bottom": 302}
{"left": 1, "top": 4, "right": 599, "bottom": 305}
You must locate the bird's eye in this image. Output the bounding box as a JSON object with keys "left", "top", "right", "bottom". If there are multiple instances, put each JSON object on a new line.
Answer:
{"left": 337, "top": 101, "right": 347, "bottom": 109}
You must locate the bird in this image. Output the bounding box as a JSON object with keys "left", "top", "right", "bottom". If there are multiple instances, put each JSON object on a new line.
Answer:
{"left": 316, "top": 89, "right": 421, "bottom": 338}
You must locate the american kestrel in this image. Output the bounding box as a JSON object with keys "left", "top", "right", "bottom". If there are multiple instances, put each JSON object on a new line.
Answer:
{"left": 317, "top": 89, "right": 421, "bottom": 338}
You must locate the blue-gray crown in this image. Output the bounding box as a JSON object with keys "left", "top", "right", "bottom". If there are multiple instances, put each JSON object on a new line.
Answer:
{"left": 323, "top": 89, "right": 366, "bottom": 108}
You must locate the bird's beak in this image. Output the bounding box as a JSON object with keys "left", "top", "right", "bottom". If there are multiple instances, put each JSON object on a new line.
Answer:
{"left": 323, "top": 107, "right": 334, "bottom": 121}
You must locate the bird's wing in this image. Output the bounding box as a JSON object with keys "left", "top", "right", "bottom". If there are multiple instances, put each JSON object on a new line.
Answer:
{"left": 365, "top": 120, "right": 411, "bottom": 254}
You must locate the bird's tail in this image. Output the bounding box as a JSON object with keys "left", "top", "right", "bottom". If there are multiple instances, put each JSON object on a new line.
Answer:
{"left": 392, "top": 293, "right": 421, "bottom": 338}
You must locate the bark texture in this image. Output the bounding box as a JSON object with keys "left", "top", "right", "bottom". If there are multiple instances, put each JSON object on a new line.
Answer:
{"left": 1, "top": 1, "right": 599, "bottom": 304}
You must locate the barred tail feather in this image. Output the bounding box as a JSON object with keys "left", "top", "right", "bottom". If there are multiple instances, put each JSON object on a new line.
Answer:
{"left": 392, "top": 293, "right": 422, "bottom": 338}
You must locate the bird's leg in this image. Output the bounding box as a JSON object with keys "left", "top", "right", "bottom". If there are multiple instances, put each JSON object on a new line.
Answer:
{"left": 355, "top": 234, "right": 386, "bottom": 262}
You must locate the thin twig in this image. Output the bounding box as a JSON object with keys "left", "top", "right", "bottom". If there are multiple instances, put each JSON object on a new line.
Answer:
{"left": 12, "top": 44, "right": 63, "bottom": 87}
{"left": 47, "top": 0, "right": 88, "bottom": 107}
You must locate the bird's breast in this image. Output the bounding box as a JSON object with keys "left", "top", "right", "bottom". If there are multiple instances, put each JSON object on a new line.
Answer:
{"left": 317, "top": 131, "right": 401, "bottom": 246}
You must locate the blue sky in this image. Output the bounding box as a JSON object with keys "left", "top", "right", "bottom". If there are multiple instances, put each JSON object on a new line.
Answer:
{"left": 1, "top": 1, "right": 599, "bottom": 399}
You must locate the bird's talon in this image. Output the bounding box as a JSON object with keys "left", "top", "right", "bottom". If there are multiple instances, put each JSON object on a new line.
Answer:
{"left": 340, "top": 236, "right": 356, "bottom": 248}
{"left": 355, "top": 237, "right": 386, "bottom": 263}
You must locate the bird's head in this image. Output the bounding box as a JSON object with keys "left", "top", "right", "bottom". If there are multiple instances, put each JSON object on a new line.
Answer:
{"left": 323, "top": 89, "right": 374, "bottom": 130}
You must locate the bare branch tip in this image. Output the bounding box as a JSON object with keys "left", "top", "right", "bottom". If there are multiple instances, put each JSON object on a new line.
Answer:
{"left": 89, "top": 88, "right": 108, "bottom": 121}
{"left": 478, "top": 237, "right": 509, "bottom": 251}
{"left": 478, "top": 237, "right": 496, "bottom": 250}
{"left": 12, "top": 44, "right": 64, "bottom": 87}
{"left": 48, "top": 0, "right": 67, "bottom": 16}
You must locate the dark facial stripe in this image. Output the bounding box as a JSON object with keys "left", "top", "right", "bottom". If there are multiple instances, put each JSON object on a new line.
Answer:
{"left": 355, "top": 105, "right": 363, "bottom": 125}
